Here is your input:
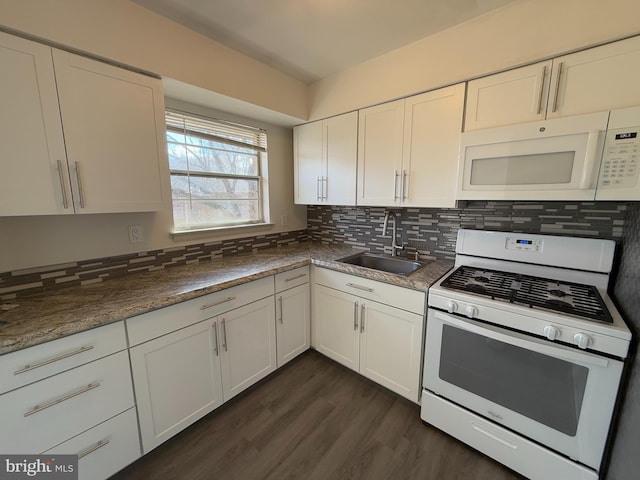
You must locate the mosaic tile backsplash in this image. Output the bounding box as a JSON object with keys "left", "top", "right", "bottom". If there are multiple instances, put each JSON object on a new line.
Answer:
{"left": 0, "top": 230, "right": 307, "bottom": 301}
{"left": 307, "top": 201, "right": 630, "bottom": 261}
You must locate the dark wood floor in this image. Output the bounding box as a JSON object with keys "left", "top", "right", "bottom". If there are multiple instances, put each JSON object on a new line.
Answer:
{"left": 112, "top": 350, "right": 524, "bottom": 480}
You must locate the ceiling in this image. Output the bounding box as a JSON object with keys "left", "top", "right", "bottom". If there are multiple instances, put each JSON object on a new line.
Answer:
{"left": 133, "top": 0, "right": 520, "bottom": 84}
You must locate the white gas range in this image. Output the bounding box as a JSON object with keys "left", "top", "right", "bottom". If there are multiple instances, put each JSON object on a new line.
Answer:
{"left": 421, "top": 229, "right": 631, "bottom": 480}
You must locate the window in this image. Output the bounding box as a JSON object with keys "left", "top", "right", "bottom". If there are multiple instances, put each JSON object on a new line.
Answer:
{"left": 165, "top": 110, "right": 268, "bottom": 231}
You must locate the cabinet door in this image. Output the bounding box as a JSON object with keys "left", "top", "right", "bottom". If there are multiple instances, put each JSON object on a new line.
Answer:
{"left": 402, "top": 84, "right": 465, "bottom": 208}
{"left": 465, "top": 61, "right": 551, "bottom": 131}
{"left": 324, "top": 112, "right": 358, "bottom": 206}
{"left": 312, "top": 284, "right": 360, "bottom": 371}
{"left": 294, "top": 120, "right": 323, "bottom": 204}
{"left": 129, "top": 319, "right": 224, "bottom": 453}
{"left": 359, "top": 300, "right": 424, "bottom": 403}
{"left": 276, "top": 283, "right": 310, "bottom": 367}
{"left": 357, "top": 99, "right": 405, "bottom": 206}
{"left": 52, "top": 49, "right": 168, "bottom": 213}
{"left": 219, "top": 296, "right": 277, "bottom": 401}
{"left": 0, "top": 32, "right": 71, "bottom": 216}
{"left": 548, "top": 36, "right": 640, "bottom": 119}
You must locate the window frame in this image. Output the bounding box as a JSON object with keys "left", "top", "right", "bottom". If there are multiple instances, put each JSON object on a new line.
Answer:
{"left": 165, "top": 109, "right": 269, "bottom": 233}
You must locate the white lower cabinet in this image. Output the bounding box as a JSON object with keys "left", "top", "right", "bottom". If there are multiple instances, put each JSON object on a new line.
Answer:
{"left": 44, "top": 407, "right": 141, "bottom": 480}
{"left": 312, "top": 268, "right": 425, "bottom": 403}
{"left": 275, "top": 267, "right": 311, "bottom": 367}
{"left": 128, "top": 281, "right": 277, "bottom": 454}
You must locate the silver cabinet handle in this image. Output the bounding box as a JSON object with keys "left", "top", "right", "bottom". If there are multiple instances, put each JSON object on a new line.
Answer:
{"left": 200, "top": 296, "right": 236, "bottom": 310}
{"left": 221, "top": 318, "right": 228, "bottom": 352}
{"left": 212, "top": 322, "right": 220, "bottom": 356}
{"left": 56, "top": 160, "right": 69, "bottom": 209}
{"left": 317, "top": 177, "right": 322, "bottom": 201}
{"left": 278, "top": 296, "right": 284, "bottom": 324}
{"left": 14, "top": 345, "right": 94, "bottom": 375}
{"left": 24, "top": 382, "right": 100, "bottom": 417}
{"left": 77, "top": 438, "right": 111, "bottom": 459}
{"left": 346, "top": 282, "right": 374, "bottom": 293}
{"left": 353, "top": 301, "right": 358, "bottom": 331}
{"left": 284, "top": 273, "right": 307, "bottom": 283}
{"left": 393, "top": 170, "right": 400, "bottom": 200}
{"left": 322, "top": 176, "right": 328, "bottom": 200}
{"left": 360, "top": 303, "right": 366, "bottom": 333}
{"left": 536, "top": 65, "right": 547, "bottom": 115}
{"left": 552, "top": 61, "right": 563, "bottom": 113}
{"left": 402, "top": 170, "right": 408, "bottom": 201}
{"left": 74, "top": 161, "right": 85, "bottom": 209}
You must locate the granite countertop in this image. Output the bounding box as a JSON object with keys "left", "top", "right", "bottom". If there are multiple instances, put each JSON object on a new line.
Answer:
{"left": 0, "top": 242, "right": 453, "bottom": 356}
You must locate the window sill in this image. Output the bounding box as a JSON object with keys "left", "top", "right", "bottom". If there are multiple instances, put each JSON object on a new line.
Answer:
{"left": 171, "top": 222, "right": 276, "bottom": 242}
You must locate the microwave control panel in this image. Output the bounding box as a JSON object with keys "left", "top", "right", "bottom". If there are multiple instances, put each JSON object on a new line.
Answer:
{"left": 599, "top": 128, "right": 640, "bottom": 189}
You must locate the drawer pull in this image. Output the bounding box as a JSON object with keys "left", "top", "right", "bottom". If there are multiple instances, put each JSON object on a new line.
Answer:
{"left": 77, "top": 438, "right": 111, "bottom": 459}
{"left": 278, "top": 296, "right": 284, "bottom": 324}
{"left": 284, "top": 273, "right": 307, "bottom": 283}
{"left": 14, "top": 345, "right": 94, "bottom": 375}
{"left": 200, "top": 296, "right": 236, "bottom": 310}
{"left": 24, "top": 382, "right": 101, "bottom": 417}
{"left": 346, "top": 282, "right": 374, "bottom": 293}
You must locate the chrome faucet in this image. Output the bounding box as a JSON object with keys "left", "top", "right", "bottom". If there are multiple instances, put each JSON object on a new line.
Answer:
{"left": 382, "top": 211, "right": 404, "bottom": 257}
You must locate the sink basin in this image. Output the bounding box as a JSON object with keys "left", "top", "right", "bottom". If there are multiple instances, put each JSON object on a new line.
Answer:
{"left": 337, "top": 252, "right": 425, "bottom": 276}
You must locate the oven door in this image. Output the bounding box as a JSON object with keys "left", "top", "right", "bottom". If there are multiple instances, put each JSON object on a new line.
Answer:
{"left": 423, "top": 308, "right": 624, "bottom": 470}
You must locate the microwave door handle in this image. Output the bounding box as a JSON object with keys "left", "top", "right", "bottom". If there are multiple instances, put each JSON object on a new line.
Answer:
{"left": 580, "top": 130, "right": 603, "bottom": 189}
{"left": 434, "top": 311, "right": 609, "bottom": 368}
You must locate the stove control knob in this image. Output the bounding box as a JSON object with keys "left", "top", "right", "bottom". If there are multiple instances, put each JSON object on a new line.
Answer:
{"left": 464, "top": 305, "right": 478, "bottom": 319}
{"left": 543, "top": 325, "right": 560, "bottom": 341}
{"left": 446, "top": 301, "right": 458, "bottom": 313}
{"left": 574, "top": 333, "right": 592, "bottom": 350}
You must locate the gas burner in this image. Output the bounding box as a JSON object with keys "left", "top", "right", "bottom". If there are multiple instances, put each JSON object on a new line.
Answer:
{"left": 472, "top": 274, "right": 492, "bottom": 284}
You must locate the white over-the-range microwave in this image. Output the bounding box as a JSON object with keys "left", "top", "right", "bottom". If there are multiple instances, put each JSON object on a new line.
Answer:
{"left": 457, "top": 105, "right": 640, "bottom": 201}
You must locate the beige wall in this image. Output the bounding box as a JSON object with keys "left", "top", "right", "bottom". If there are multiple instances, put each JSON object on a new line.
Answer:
{"left": 0, "top": 0, "right": 308, "bottom": 120}
{"left": 309, "top": 0, "right": 640, "bottom": 120}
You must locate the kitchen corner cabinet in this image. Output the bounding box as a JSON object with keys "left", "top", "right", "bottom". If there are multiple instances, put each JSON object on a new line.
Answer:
{"left": 357, "top": 84, "right": 465, "bottom": 208}
{"left": 294, "top": 111, "right": 358, "bottom": 205}
{"left": 275, "top": 266, "right": 311, "bottom": 367}
{"left": 0, "top": 31, "right": 168, "bottom": 216}
{"left": 465, "top": 35, "right": 640, "bottom": 131}
{"left": 127, "top": 277, "right": 276, "bottom": 453}
{"left": 312, "top": 267, "right": 425, "bottom": 402}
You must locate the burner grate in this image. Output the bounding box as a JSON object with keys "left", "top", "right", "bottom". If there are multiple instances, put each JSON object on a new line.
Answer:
{"left": 441, "top": 266, "right": 613, "bottom": 324}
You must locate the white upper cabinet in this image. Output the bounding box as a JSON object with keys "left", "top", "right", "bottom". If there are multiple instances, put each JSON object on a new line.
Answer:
{"left": 0, "top": 31, "right": 168, "bottom": 216}
{"left": 357, "top": 99, "right": 405, "bottom": 206}
{"left": 358, "top": 84, "right": 465, "bottom": 207}
{"left": 547, "top": 36, "right": 640, "bottom": 119}
{"left": 0, "top": 32, "right": 70, "bottom": 216}
{"left": 402, "top": 84, "right": 465, "bottom": 207}
{"left": 294, "top": 111, "right": 357, "bottom": 205}
{"left": 466, "top": 36, "right": 640, "bottom": 131}
{"left": 465, "top": 61, "right": 551, "bottom": 131}
{"left": 52, "top": 49, "right": 168, "bottom": 214}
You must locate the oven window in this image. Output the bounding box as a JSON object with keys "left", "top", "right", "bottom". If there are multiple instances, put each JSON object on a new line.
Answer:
{"left": 440, "top": 325, "right": 588, "bottom": 436}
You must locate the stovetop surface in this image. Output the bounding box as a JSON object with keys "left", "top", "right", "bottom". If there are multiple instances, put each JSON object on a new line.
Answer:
{"left": 440, "top": 265, "right": 613, "bottom": 324}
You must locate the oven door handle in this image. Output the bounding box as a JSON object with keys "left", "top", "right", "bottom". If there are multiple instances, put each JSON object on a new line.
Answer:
{"left": 434, "top": 311, "right": 610, "bottom": 368}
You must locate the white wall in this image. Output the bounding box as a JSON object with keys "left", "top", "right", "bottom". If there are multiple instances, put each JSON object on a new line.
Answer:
{"left": 0, "top": 99, "right": 306, "bottom": 272}
{"left": 309, "top": 0, "right": 640, "bottom": 120}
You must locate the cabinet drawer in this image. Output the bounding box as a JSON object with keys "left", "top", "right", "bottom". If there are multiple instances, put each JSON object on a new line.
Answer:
{"left": 275, "top": 266, "right": 310, "bottom": 292}
{"left": 127, "top": 276, "right": 275, "bottom": 346}
{"left": 0, "top": 321, "right": 127, "bottom": 394}
{"left": 313, "top": 267, "right": 425, "bottom": 314}
{"left": 0, "top": 350, "right": 135, "bottom": 454}
{"left": 44, "top": 407, "right": 140, "bottom": 480}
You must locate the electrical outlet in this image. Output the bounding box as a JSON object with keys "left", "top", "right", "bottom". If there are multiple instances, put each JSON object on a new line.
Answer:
{"left": 128, "top": 225, "right": 144, "bottom": 243}
{"left": 281, "top": 214, "right": 288, "bottom": 227}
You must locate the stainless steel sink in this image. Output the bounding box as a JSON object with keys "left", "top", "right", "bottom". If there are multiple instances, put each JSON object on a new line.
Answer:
{"left": 337, "top": 252, "right": 425, "bottom": 276}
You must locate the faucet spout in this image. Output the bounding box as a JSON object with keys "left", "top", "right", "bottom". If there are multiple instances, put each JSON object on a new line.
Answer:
{"left": 382, "top": 210, "right": 404, "bottom": 257}
{"left": 382, "top": 211, "right": 391, "bottom": 236}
